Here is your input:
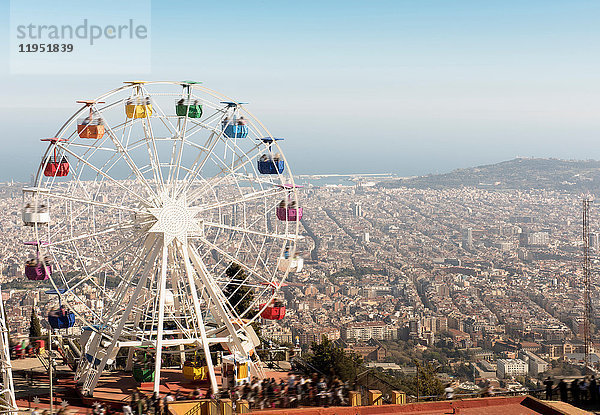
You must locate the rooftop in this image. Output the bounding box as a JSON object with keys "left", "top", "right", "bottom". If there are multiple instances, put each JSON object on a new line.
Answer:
{"left": 251, "top": 396, "right": 591, "bottom": 415}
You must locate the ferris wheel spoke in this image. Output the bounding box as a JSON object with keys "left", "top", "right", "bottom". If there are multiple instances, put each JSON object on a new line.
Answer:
{"left": 101, "top": 235, "right": 160, "bottom": 325}
{"left": 56, "top": 143, "right": 153, "bottom": 206}
{"left": 136, "top": 88, "right": 174, "bottom": 191}
{"left": 141, "top": 91, "right": 178, "bottom": 136}
{"left": 193, "top": 236, "right": 274, "bottom": 286}
{"left": 47, "top": 201, "right": 134, "bottom": 247}
{"left": 38, "top": 189, "right": 145, "bottom": 214}
{"left": 102, "top": 116, "right": 161, "bottom": 202}
{"left": 99, "top": 150, "right": 142, "bottom": 188}
{"left": 177, "top": 241, "right": 219, "bottom": 391}
{"left": 65, "top": 142, "right": 122, "bottom": 153}
{"left": 176, "top": 130, "right": 224, "bottom": 198}
{"left": 71, "top": 239, "right": 96, "bottom": 287}
{"left": 65, "top": 130, "right": 139, "bottom": 197}
{"left": 174, "top": 106, "right": 252, "bottom": 196}
{"left": 49, "top": 224, "right": 137, "bottom": 246}
{"left": 241, "top": 231, "right": 274, "bottom": 277}
{"left": 186, "top": 142, "right": 263, "bottom": 202}
{"left": 167, "top": 118, "right": 187, "bottom": 195}
{"left": 175, "top": 103, "right": 228, "bottom": 142}
{"left": 202, "top": 221, "right": 298, "bottom": 243}
{"left": 86, "top": 236, "right": 163, "bottom": 393}
{"left": 166, "top": 95, "right": 219, "bottom": 195}
{"left": 61, "top": 235, "right": 144, "bottom": 293}
{"left": 142, "top": 91, "right": 184, "bottom": 194}
{"left": 195, "top": 187, "right": 285, "bottom": 213}
{"left": 177, "top": 106, "right": 258, "bottom": 198}
{"left": 140, "top": 112, "right": 166, "bottom": 191}
{"left": 48, "top": 203, "right": 94, "bottom": 243}
{"left": 232, "top": 170, "right": 289, "bottom": 187}
{"left": 186, "top": 245, "right": 251, "bottom": 350}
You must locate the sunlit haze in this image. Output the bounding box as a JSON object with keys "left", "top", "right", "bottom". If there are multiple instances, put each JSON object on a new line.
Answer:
{"left": 0, "top": 0, "right": 599, "bottom": 180}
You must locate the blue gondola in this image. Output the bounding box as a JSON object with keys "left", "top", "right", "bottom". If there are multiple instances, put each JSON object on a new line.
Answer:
{"left": 223, "top": 124, "right": 248, "bottom": 138}
{"left": 257, "top": 137, "right": 285, "bottom": 174}
{"left": 258, "top": 158, "right": 285, "bottom": 174}
{"left": 220, "top": 101, "right": 249, "bottom": 138}
{"left": 48, "top": 307, "right": 76, "bottom": 329}
{"left": 46, "top": 289, "right": 75, "bottom": 329}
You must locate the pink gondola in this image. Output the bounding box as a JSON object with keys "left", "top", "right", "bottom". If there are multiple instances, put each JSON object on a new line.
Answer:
{"left": 275, "top": 187, "right": 303, "bottom": 221}
{"left": 276, "top": 206, "right": 303, "bottom": 221}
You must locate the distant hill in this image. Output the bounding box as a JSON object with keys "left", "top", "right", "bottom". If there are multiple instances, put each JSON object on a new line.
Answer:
{"left": 381, "top": 158, "right": 600, "bottom": 191}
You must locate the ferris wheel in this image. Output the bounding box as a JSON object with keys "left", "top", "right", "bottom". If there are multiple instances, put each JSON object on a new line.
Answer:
{"left": 21, "top": 81, "right": 303, "bottom": 396}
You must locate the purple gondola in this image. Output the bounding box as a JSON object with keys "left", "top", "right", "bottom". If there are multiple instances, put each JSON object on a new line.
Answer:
{"left": 25, "top": 263, "right": 51, "bottom": 281}
{"left": 24, "top": 241, "right": 51, "bottom": 281}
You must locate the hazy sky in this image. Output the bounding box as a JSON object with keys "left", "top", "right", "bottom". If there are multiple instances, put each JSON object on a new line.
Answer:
{"left": 1, "top": 0, "right": 599, "bottom": 181}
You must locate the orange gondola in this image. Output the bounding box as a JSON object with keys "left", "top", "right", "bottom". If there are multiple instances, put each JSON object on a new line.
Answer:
{"left": 76, "top": 100, "right": 105, "bottom": 139}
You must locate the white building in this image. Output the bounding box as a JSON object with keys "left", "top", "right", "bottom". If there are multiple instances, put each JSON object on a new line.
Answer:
{"left": 463, "top": 228, "right": 473, "bottom": 250}
{"left": 343, "top": 322, "right": 397, "bottom": 341}
{"left": 519, "top": 350, "right": 549, "bottom": 376}
{"left": 261, "top": 324, "right": 293, "bottom": 344}
{"left": 497, "top": 359, "right": 528, "bottom": 378}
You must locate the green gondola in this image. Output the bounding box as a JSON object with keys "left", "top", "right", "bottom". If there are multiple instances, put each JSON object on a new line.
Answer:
{"left": 176, "top": 100, "right": 203, "bottom": 118}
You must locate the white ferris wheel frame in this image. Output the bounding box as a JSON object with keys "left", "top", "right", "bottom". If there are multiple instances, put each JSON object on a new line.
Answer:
{"left": 23, "top": 81, "right": 302, "bottom": 396}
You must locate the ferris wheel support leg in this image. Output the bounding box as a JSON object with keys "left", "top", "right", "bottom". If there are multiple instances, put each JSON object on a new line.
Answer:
{"left": 187, "top": 246, "right": 252, "bottom": 368}
{"left": 153, "top": 241, "right": 169, "bottom": 394}
{"left": 84, "top": 237, "right": 161, "bottom": 395}
{"left": 181, "top": 242, "right": 219, "bottom": 393}
{"left": 125, "top": 275, "right": 150, "bottom": 372}
{"left": 125, "top": 347, "right": 135, "bottom": 372}
{"left": 168, "top": 248, "right": 187, "bottom": 367}
{"left": 0, "top": 285, "right": 17, "bottom": 413}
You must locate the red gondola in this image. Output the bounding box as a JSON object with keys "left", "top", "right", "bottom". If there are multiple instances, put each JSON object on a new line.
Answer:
{"left": 260, "top": 299, "right": 286, "bottom": 320}
{"left": 43, "top": 157, "right": 69, "bottom": 177}
{"left": 41, "top": 138, "right": 69, "bottom": 177}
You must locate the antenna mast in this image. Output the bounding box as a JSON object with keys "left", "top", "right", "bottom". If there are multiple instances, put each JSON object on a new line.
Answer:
{"left": 583, "top": 198, "right": 592, "bottom": 370}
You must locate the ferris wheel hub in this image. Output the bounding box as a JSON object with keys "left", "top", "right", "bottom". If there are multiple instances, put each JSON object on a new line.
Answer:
{"left": 147, "top": 192, "right": 203, "bottom": 244}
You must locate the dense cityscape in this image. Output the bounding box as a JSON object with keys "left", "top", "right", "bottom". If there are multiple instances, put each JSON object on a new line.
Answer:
{"left": 1, "top": 0, "right": 597, "bottom": 412}
{"left": 1, "top": 166, "right": 598, "bottom": 405}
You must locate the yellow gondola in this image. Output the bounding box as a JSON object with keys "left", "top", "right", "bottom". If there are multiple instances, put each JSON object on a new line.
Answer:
{"left": 126, "top": 97, "right": 153, "bottom": 118}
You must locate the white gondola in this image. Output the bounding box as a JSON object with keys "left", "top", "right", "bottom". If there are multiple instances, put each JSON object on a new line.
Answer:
{"left": 216, "top": 323, "right": 260, "bottom": 355}
{"left": 22, "top": 204, "right": 49, "bottom": 226}
{"left": 277, "top": 256, "right": 304, "bottom": 273}
{"left": 165, "top": 289, "right": 175, "bottom": 308}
